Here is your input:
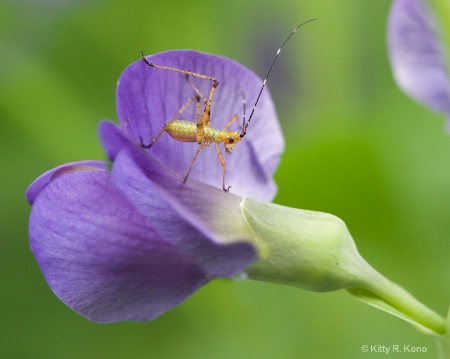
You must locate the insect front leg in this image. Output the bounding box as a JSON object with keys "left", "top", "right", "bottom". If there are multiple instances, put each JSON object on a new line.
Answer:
{"left": 223, "top": 114, "right": 239, "bottom": 131}
{"left": 214, "top": 142, "right": 230, "bottom": 192}
{"left": 221, "top": 89, "right": 245, "bottom": 131}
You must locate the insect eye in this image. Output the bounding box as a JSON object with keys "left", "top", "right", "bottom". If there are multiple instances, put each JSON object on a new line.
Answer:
{"left": 228, "top": 137, "right": 235, "bottom": 143}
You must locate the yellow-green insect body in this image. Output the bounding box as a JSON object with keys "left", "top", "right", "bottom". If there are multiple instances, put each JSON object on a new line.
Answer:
{"left": 165, "top": 120, "right": 240, "bottom": 153}
{"left": 164, "top": 120, "right": 198, "bottom": 142}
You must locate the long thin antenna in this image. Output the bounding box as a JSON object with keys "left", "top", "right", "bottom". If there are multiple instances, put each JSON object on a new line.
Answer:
{"left": 240, "top": 18, "right": 317, "bottom": 138}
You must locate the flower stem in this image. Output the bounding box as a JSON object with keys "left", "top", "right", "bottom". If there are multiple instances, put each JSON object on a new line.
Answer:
{"left": 434, "top": 308, "right": 450, "bottom": 359}
{"left": 349, "top": 260, "right": 446, "bottom": 335}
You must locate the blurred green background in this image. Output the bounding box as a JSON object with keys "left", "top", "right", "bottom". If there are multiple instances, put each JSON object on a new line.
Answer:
{"left": 1, "top": 0, "right": 449, "bottom": 358}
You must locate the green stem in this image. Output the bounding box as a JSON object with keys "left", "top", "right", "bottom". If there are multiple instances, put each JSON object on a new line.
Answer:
{"left": 434, "top": 308, "right": 450, "bottom": 359}
{"left": 352, "top": 261, "right": 445, "bottom": 335}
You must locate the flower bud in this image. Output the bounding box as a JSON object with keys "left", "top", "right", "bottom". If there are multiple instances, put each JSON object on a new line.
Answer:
{"left": 240, "top": 198, "right": 367, "bottom": 291}
{"left": 240, "top": 198, "right": 446, "bottom": 335}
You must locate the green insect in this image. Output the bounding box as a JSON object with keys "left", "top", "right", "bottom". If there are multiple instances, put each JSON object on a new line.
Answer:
{"left": 140, "top": 19, "right": 315, "bottom": 192}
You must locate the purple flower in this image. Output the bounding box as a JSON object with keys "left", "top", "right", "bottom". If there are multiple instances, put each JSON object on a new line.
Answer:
{"left": 26, "top": 50, "right": 283, "bottom": 322}
{"left": 388, "top": 0, "right": 450, "bottom": 123}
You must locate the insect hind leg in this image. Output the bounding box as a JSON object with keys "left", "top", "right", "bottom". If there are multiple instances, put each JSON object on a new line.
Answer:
{"left": 140, "top": 52, "right": 218, "bottom": 128}
{"left": 140, "top": 126, "right": 166, "bottom": 148}
{"left": 140, "top": 95, "right": 199, "bottom": 148}
{"left": 186, "top": 74, "right": 207, "bottom": 105}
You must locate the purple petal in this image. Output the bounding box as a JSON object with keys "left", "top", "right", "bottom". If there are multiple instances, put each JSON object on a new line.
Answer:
{"left": 103, "top": 125, "right": 257, "bottom": 278}
{"left": 388, "top": 0, "right": 450, "bottom": 121}
{"left": 115, "top": 50, "right": 283, "bottom": 200}
{"left": 25, "top": 160, "right": 108, "bottom": 204}
{"left": 98, "top": 120, "right": 131, "bottom": 161}
{"left": 29, "top": 168, "right": 208, "bottom": 323}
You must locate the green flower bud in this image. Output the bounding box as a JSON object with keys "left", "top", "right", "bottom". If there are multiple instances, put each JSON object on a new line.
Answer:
{"left": 240, "top": 198, "right": 368, "bottom": 291}
{"left": 239, "top": 197, "right": 446, "bottom": 336}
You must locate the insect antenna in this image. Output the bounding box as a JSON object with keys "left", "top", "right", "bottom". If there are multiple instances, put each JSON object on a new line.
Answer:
{"left": 240, "top": 18, "right": 317, "bottom": 138}
{"left": 239, "top": 87, "right": 247, "bottom": 130}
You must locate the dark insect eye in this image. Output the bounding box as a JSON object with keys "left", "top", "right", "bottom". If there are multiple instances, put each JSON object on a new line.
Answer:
{"left": 228, "top": 137, "right": 235, "bottom": 143}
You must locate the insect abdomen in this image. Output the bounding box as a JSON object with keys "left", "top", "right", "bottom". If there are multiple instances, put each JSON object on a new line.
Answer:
{"left": 165, "top": 120, "right": 197, "bottom": 142}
